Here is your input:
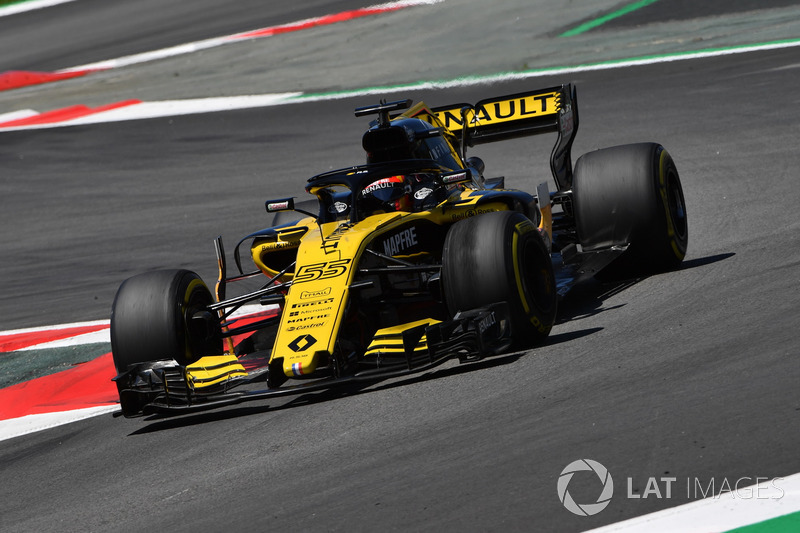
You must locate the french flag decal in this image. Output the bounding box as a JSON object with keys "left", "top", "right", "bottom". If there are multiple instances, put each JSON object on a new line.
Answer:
{"left": 292, "top": 362, "right": 304, "bottom": 376}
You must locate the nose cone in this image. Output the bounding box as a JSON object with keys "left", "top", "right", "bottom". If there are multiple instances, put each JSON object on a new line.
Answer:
{"left": 281, "top": 333, "right": 322, "bottom": 377}
{"left": 283, "top": 348, "right": 321, "bottom": 377}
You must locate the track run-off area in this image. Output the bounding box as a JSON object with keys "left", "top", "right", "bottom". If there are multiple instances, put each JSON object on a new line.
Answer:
{"left": 1, "top": 1, "right": 799, "bottom": 531}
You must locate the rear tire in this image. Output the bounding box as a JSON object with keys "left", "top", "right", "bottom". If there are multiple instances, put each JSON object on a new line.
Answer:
{"left": 110, "top": 269, "right": 221, "bottom": 373}
{"left": 441, "top": 211, "right": 556, "bottom": 348}
{"left": 573, "top": 142, "right": 688, "bottom": 274}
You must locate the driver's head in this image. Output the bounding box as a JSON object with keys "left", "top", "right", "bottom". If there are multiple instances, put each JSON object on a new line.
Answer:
{"left": 361, "top": 175, "right": 412, "bottom": 214}
{"left": 363, "top": 125, "right": 416, "bottom": 164}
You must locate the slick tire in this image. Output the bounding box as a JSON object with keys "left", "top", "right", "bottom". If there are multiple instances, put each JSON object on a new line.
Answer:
{"left": 572, "top": 142, "right": 688, "bottom": 275}
{"left": 441, "top": 210, "right": 557, "bottom": 348}
{"left": 110, "top": 269, "right": 221, "bottom": 373}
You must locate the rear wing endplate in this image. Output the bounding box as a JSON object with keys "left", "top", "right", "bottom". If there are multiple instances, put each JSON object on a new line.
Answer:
{"left": 429, "top": 84, "right": 579, "bottom": 192}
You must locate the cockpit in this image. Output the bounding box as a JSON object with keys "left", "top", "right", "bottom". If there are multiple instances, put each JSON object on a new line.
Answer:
{"left": 362, "top": 117, "right": 462, "bottom": 171}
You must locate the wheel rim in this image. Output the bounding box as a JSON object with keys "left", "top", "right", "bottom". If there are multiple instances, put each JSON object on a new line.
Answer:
{"left": 519, "top": 237, "right": 555, "bottom": 316}
{"left": 181, "top": 278, "right": 219, "bottom": 362}
{"left": 665, "top": 168, "right": 688, "bottom": 242}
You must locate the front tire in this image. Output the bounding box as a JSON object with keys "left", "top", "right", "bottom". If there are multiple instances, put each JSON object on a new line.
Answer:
{"left": 441, "top": 211, "right": 557, "bottom": 347}
{"left": 110, "top": 269, "right": 221, "bottom": 373}
{"left": 573, "top": 142, "right": 688, "bottom": 274}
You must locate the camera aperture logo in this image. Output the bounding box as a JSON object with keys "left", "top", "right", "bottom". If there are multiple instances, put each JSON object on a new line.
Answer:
{"left": 557, "top": 459, "right": 614, "bottom": 516}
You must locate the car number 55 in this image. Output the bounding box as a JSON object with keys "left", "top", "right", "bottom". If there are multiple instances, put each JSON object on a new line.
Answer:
{"left": 294, "top": 259, "right": 352, "bottom": 283}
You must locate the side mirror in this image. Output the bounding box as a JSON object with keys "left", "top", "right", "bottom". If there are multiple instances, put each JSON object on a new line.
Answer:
{"left": 440, "top": 170, "right": 472, "bottom": 187}
{"left": 266, "top": 197, "right": 318, "bottom": 219}
{"left": 265, "top": 197, "right": 295, "bottom": 213}
{"left": 466, "top": 156, "right": 485, "bottom": 176}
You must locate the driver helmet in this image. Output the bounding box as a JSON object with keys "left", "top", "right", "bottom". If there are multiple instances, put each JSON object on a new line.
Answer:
{"left": 361, "top": 175, "right": 412, "bottom": 214}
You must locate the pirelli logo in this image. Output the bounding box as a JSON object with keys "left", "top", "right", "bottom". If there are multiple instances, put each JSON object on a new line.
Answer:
{"left": 434, "top": 91, "right": 561, "bottom": 133}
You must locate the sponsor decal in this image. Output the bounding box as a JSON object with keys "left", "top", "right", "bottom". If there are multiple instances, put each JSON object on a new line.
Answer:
{"left": 515, "top": 219, "right": 536, "bottom": 235}
{"left": 300, "top": 287, "right": 332, "bottom": 299}
{"left": 267, "top": 200, "right": 291, "bottom": 211}
{"left": 321, "top": 222, "right": 352, "bottom": 254}
{"left": 260, "top": 240, "right": 298, "bottom": 252}
{"left": 291, "top": 297, "right": 335, "bottom": 309}
{"left": 383, "top": 226, "right": 418, "bottom": 256}
{"left": 435, "top": 91, "right": 560, "bottom": 132}
{"left": 328, "top": 201, "right": 349, "bottom": 214}
{"left": 290, "top": 306, "right": 332, "bottom": 317}
{"left": 450, "top": 207, "right": 496, "bottom": 222}
{"left": 287, "top": 314, "right": 329, "bottom": 324}
{"left": 414, "top": 187, "right": 433, "bottom": 200}
{"left": 529, "top": 314, "right": 549, "bottom": 334}
{"left": 476, "top": 312, "right": 496, "bottom": 335}
{"left": 286, "top": 322, "right": 326, "bottom": 331}
{"left": 362, "top": 176, "right": 404, "bottom": 196}
{"left": 288, "top": 334, "right": 317, "bottom": 352}
{"left": 441, "top": 171, "right": 469, "bottom": 185}
{"left": 326, "top": 223, "right": 352, "bottom": 239}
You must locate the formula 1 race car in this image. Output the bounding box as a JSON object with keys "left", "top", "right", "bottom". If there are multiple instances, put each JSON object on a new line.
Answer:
{"left": 111, "top": 84, "right": 688, "bottom": 417}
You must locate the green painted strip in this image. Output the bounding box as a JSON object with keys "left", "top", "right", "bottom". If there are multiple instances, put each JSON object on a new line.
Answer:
{"left": 0, "top": 343, "right": 110, "bottom": 389}
{"left": 726, "top": 510, "right": 800, "bottom": 532}
{"left": 560, "top": 0, "right": 661, "bottom": 37}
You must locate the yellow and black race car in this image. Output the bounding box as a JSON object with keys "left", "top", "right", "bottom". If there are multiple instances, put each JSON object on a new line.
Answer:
{"left": 110, "top": 84, "right": 688, "bottom": 417}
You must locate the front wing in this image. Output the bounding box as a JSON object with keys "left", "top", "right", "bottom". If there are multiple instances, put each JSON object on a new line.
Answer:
{"left": 113, "top": 304, "right": 512, "bottom": 417}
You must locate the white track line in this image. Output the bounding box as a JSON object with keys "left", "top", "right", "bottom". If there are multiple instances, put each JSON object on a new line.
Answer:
{"left": 67, "top": 93, "right": 303, "bottom": 122}
{"left": 0, "top": 405, "right": 118, "bottom": 443}
{"left": 0, "top": 319, "right": 109, "bottom": 337}
{"left": 0, "top": 109, "right": 39, "bottom": 122}
{"left": 2, "top": 40, "right": 799, "bottom": 134}
{"left": 0, "top": 304, "right": 270, "bottom": 342}
{"left": 0, "top": 0, "right": 78, "bottom": 18}
{"left": 17, "top": 329, "right": 111, "bottom": 351}
{"left": 57, "top": 0, "right": 443, "bottom": 73}
{"left": 586, "top": 474, "right": 800, "bottom": 533}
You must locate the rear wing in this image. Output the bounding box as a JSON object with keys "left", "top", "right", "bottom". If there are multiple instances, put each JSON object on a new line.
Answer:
{"left": 428, "top": 84, "right": 579, "bottom": 192}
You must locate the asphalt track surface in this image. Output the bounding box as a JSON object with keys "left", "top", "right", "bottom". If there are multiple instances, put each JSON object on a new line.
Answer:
{"left": 0, "top": 0, "right": 369, "bottom": 72}
{"left": 1, "top": 1, "right": 800, "bottom": 532}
